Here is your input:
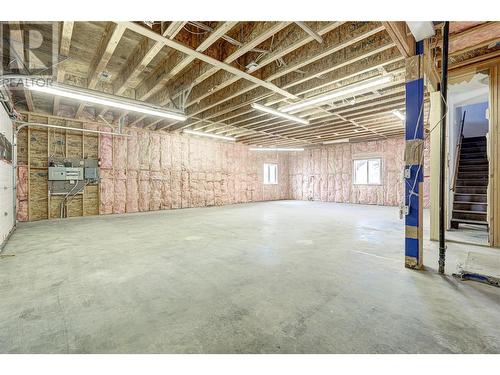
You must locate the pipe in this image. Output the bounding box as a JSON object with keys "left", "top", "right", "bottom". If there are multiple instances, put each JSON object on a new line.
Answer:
{"left": 14, "top": 121, "right": 131, "bottom": 137}
{"left": 439, "top": 21, "right": 449, "bottom": 274}
{"left": 11, "top": 120, "right": 130, "bottom": 228}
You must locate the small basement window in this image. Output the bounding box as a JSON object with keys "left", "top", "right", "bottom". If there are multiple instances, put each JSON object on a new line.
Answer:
{"left": 263, "top": 163, "right": 278, "bottom": 185}
{"left": 353, "top": 158, "right": 381, "bottom": 185}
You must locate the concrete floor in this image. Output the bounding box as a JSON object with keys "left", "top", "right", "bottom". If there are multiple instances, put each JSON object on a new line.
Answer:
{"left": 447, "top": 225, "right": 489, "bottom": 246}
{"left": 1, "top": 200, "right": 500, "bottom": 353}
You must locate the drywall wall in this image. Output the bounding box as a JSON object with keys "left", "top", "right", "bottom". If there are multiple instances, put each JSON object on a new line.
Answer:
{"left": 459, "top": 102, "right": 489, "bottom": 138}
{"left": 0, "top": 104, "right": 14, "bottom": 247}
{"left": 289, "top": 137, "right": 430, "bottom": 207}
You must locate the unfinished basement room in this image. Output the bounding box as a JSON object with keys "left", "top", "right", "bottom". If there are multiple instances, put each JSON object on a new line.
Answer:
{"left": 2, "top": 2, "right": 500, "bottom": 364}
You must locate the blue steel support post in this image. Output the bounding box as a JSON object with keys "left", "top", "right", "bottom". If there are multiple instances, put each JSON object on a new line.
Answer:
{"left": 404, "top": 41, "right": 424, "bottom": 269}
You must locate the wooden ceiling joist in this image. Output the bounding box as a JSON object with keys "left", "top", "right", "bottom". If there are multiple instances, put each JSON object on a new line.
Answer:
{"left": 8, "top": 22, "right": 35, "bottom": 112}
{"left": 54, "top": 21, "right": 74, "bottom": 115}
{"left": 123, "top": 21, "right": 297, "bottom": 100}
{"left": 161, "top": 21, "right": 292, "bottom": 103}
{"left": 137, "top": 21, "right": 238, "bottom": 103}
{"left": 381, "top": 21, "right": 415, "bottom": 58}
{"left": 172, "top": 23, "right": 394, "bottom": 132}
{"left": 449, "top": 21, "right": 500, "bottom": 55}
{"left": 9, "top": 20, "right": 493, "bottom": 147}
{"left": 75, "top": 23, "right": 126, "bottom": 118}
{"left": 170, "top": 22, "right": 342, "bottom": 113}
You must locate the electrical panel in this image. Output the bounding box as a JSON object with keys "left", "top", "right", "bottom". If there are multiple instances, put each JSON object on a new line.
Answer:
{"left": 83, "top": 158, "right": 99, "bottom": 180}
{"left": 48, "top": 157, "right": 100, "bottom": 195}
{"left": 48, "top": 166, "right": 84, "bottom": 181}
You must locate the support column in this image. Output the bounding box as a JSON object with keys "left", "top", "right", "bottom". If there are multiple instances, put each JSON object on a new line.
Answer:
{"left": 404, "top": 41, "right": 425, "bottom": 269}
{"left": 429, "top": 90, "right": 442, "bottom": 241}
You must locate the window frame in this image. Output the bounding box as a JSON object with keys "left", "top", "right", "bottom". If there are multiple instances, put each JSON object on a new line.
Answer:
{"left": 353, "top": 157, "right": 382, "bottom": 186}
{"left": 263, "top": 163, "right": 278, "bottom": 185}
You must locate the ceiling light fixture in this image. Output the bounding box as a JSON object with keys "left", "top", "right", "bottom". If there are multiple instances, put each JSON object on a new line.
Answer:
{"left": 406, "top": 22, "right": 435, "bottom": 42}
{"left": 249, "top": 147, "right": 304, "bottom": 152}
{"left": 322, "top": 138, "right": 350, "bottom": 145}
{"left": 392, "top": 109, "right": 406, "bottom": 121}
{"left": 251, "top": 103, "right": 309, "bottom": 125}
{"left": 26, "top": 82, "right": 186, "bottom": 122}
{"left": 183, "top": 129, "right": 235, "bottom": 141}
{"left": 280, "top": 75, "right": 393, "bottom": 113}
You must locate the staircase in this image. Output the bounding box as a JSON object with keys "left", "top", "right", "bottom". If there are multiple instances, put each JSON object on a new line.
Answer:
{"left": 451, "top": 136, "right": 489, "bottom": 229}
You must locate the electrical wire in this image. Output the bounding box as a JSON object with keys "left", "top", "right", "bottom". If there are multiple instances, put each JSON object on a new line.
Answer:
{"left": 404, "top": 86, "right": 449, "bottom": 214}
{"left": 183, "top": 24, "right": 210, "bottom": 35}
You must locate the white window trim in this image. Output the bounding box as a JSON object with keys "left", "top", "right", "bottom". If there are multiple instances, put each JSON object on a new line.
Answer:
{"left": 353, "top": 157, "right": 383, "bottom": 186}
{"left": 263, "top": 163, "right": 278, "bottom": 185}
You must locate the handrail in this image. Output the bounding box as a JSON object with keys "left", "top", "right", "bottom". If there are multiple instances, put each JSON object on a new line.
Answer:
{"left": 452, "top": 110, "right": 466, "bottom": 192}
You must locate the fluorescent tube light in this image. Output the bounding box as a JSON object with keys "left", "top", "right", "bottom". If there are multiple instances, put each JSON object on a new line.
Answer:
{"left": 251, "top": 103, "right": 309, "bottom": 125}
{"left": 281, "top": 76, "right": 393, "bottom": 113}
{"left": 26, "top": 83, "right": 186, "bottom": 122}
{"left": 322, "top": 138, "right": 350, "bottom": 145}
{"left": 249, "top": 147, "right": 304, "bottom": 152}
{"left": 183, "top": 129, "right": 235, "bottom": 141}
{"left": 392, "top": 109, "right": 406, "bottom": 121}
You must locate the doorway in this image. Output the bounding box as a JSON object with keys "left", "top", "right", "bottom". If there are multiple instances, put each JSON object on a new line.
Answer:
{"left": 447, "top": 72, "right": 490, "bottom": 246}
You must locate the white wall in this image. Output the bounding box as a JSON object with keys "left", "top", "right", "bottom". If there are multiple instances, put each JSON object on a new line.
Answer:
{"left": 447, "top": 77, "right": 489, "bottom": 225}
{"left": 460, "top": 102, "right": 489, "bottom": 138}
{"left": 0, "top": 104, "right": 14, "bottom": 248}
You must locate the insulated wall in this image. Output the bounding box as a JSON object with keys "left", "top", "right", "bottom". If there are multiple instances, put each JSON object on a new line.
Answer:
{"left": 289, "top": 137, "right": 430, "bottom": 207}
{"left": 98, "top": 128, "right": 290, "bottom": 215}
{"left": 0, "top": 104, "right": 14, "bottom": 247}
{"left": 16, "top": 113, "right": 290, "bottom": 221}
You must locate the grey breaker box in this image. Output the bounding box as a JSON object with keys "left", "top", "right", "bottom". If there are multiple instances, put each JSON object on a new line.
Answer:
{"left": 48, "top": 157, "right": 100, "bottom": 195}
{"left": 84, "top": 159, "right": 99, "bottom": 180}
{"left": 48, "top": 166, "right": 84, "bottom": 181}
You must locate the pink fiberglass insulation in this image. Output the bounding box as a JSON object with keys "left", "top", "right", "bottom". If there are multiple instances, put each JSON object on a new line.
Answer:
{"left": 138, "top": 170, "right": 150, "bottom": 212}
{"left": 150, "top": 171, "right": 163, "bottom": 210}
{"left": 160, "top": 134, "right": 171, "bottom": 170}
{"left": 161, "top": 171, "right": 171, "bottom": 209}
{"left": 99, "top": 169, "right": 114, "bottom": 214}
{"left": 127, "top": 128, "right": 140, "bottom": 171}
{"left": 170, "top": 170, "right": 181, "bottom": 209}
{"left": 99, "top": 129, "right": 113, "bottom": 169}
{"left": 138, "top": 131, "right": 151, "bottom": 170}
{"left": 150, "top": 133, "right": 161, "bottom": 172}
{"left": 16, "top": 165, "right": 29, "bottom": 221}
{"left": 113, "top": 135, "right": 127, "bottom": 172}
{"left": 96, "top": 128, "right": 428, "bottom": 218}
{"left": 126, "top": 170, "right": 139, "bottom": 213}
{"left": 290, "top": 137, "right": 408, "bottom": 207}
{"left": 113, "top": 178, "right": 126, "bottom": 214}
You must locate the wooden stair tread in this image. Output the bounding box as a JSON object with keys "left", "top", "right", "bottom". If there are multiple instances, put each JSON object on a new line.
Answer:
{"left": 450, "top": 218, "right": 488, "bottom": 226}
{"left": 454, "top": 135, "right": 489, "bottom": 228}
{"left": 452, "top": 209, "right": 487, "bottom": 214}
